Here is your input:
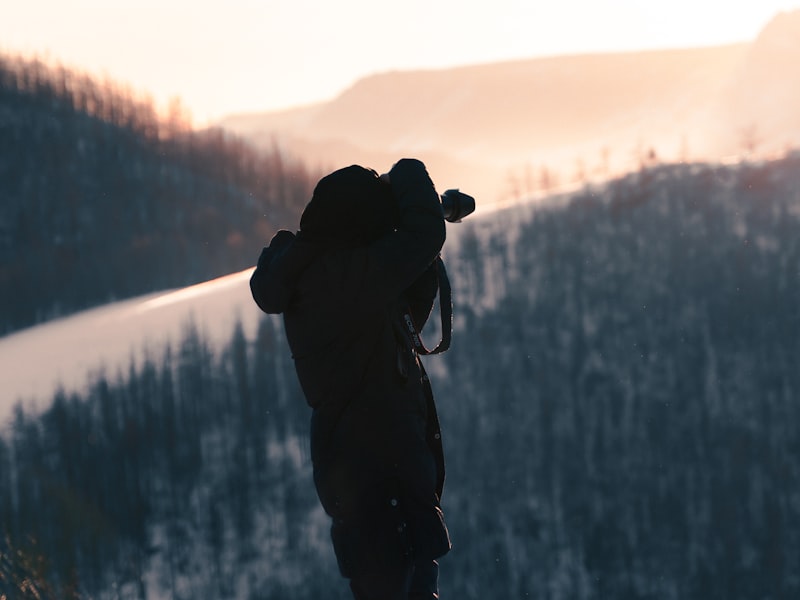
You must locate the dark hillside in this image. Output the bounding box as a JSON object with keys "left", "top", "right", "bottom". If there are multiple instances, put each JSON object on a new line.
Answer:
{"left": 2, "top": 153, "right": 799, "bottom": 598}
{"left": 0, "top": 54, "right": 318, "bottom": 334}
{"left": 440, "top": 152, "right": 800, "bottom": 598}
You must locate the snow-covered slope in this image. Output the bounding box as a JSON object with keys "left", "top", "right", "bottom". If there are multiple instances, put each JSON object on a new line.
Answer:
{"left": 0, "top": 194, "right": 543, "bottom": 428}
{"left": 0, "top": 267, "right": 261, "bottom": 425}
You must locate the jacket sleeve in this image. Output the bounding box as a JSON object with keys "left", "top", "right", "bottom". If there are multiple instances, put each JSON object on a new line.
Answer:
{"left": 249, "top": 229, "right": 296, "bottom": 314}
{"left": 368, "top": 159, "right": 446, "bottom": 299}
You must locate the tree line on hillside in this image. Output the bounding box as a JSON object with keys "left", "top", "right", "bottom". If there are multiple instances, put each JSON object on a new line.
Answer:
{"left": 440, "top": 154, "right": 800, "bottom": 599}
{"left": 0, "top": 317, "right": 337, "bottom": 599}
{"left": 0, "top": 53, "right": 320, "bottom": 334}
{"left": 2, "top": 154, "right": 800, "bottom": 599}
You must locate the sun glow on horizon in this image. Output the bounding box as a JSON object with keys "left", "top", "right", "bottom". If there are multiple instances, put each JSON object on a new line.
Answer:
{"left": 1, "top": 1, "right": 799, "bottom": 124}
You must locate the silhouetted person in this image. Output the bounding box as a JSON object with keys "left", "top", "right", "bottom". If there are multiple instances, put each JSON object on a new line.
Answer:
{"left": 250, "top": 159, "right": 451, "bottom": 599}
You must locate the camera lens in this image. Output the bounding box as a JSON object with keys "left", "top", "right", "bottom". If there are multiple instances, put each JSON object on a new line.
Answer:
{"left": 441, "top": 189, "right": 476, "bottom": 222}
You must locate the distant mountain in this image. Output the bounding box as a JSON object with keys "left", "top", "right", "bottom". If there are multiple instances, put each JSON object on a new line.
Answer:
{"left": 724, "top": 10, "right": 800, "bottom": 146}
{"left": 220, "top": 10, "right": 800, "bottom": 204}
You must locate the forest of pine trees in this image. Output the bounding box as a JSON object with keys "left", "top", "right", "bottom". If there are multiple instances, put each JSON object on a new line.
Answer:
{"left": 2, "top": 153, "right": 799, "bottom": 599}
{"left": 439, "top": 155, "right": 800, "bottom": 599}
{"left": 0, "top": 52, "right": 319, "bottom": 334}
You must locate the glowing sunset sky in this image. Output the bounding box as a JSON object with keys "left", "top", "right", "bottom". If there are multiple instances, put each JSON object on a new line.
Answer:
{"left": 2, "top": 0, "right": 799, "bottom": 124}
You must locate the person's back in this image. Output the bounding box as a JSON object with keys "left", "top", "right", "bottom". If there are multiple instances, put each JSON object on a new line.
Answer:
{"left": 250, "top": 159, "right": 450, "bottom": 599}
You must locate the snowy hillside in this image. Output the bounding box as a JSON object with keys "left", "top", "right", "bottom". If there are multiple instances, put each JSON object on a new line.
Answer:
{"left": 2, "top": 155, "right": 800, "bottom": 599}
{"left": 0, "top": 268, "right": 258, "bottom": 425}
{"left": 0, "top": 193, "right": 533, "bottom": 427}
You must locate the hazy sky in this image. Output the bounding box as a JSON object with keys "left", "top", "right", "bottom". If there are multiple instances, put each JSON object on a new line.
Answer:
{"left": 2, "top": 0, "right": 799, "bottom": 124}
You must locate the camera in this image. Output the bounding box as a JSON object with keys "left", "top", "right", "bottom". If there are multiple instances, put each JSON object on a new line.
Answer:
{"left": 440, "top": 189, "right": 476, "bottom": 222}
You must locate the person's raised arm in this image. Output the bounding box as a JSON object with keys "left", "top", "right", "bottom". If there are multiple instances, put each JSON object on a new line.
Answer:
{"left": 369, "top": 159, "right": 446, "bottom": 296}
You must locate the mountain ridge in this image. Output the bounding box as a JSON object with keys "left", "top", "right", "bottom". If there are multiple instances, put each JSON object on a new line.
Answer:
{"left": 220, "top": 11, "right": 800, "bottom": 204}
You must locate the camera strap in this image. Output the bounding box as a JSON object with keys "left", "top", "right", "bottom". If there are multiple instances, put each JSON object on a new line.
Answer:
{"left": 400, "top": 256, "right": 453, "bottom": 355}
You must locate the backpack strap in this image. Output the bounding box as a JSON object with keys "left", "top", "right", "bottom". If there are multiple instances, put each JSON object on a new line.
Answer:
{"left": 399, "top": 256, "right": 453, "bottom": 356}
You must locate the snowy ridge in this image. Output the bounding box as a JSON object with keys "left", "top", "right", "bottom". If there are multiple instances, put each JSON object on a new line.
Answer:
{"left": 0, "top": 195, "right": 549, "bottom": 427}
{"left": 0, "top": 267, "right": 260, "bottom": 425}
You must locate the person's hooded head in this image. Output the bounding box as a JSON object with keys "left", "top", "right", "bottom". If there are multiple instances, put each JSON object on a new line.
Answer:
{"left": 299, "top": 165, "right": 396, "bottom": 245}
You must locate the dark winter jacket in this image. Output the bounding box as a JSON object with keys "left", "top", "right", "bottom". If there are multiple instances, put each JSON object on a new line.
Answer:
{"left": 249, "top": 159, "right": 451, "bottom": 573}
